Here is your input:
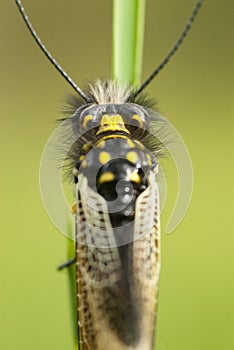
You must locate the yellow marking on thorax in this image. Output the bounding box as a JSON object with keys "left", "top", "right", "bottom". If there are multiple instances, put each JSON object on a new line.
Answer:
{"left": 96, "top": 114, "right": 130, "bottom": 135}
{"left": 82, "top": 142, "right": 92, "bottom": 153}
{"left": 126, "top": 151, "right": 138, "bottom": 164}
{"left": 127, "top": 139, "right": 135, "bottom": 148}
{"left": 96, "top": 140, "right": 106, "bottom": 148}
{"left": 128, "top": 171, "right": 140, "bottom": 183}
{"left": 99, "top": 151, "right": 111, "bottom": 164}
{"left": 98, "top": 171, "right": 115, "bottom": 184}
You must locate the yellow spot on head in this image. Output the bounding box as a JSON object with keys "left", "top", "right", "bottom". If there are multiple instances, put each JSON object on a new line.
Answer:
{"left": 126, "top": 151, "right": 138, "bottom": 164}
{"left": 82, "top": 114, "right": 93, "bottom": 130}
{"left": 132, "top": 114, "right": 143, "bottom": 128}
{"left": 96, "top": 114, "right": 130, "bottom": 135}
{"left": 99, "top": 151, "right": 111, "bottom": 164}
{"left": 79, "top": 155, "right": 85, "bottom": 161}
{"left": 98, "top": 172, "right": 115, "bottom": 184}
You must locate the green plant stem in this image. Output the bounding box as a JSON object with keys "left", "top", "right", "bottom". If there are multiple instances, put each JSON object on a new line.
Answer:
{"left": 112, "top": 0, "right": 146, "bottom": 87}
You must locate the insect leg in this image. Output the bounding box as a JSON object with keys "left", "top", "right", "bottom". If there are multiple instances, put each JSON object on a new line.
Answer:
{"left": 57, "top": 257, "right": 76, "bottom": 271}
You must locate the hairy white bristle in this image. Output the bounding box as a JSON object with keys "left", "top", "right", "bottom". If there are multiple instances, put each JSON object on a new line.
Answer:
{"left": 89, "top": 80, "right": 133, "bottom": 104}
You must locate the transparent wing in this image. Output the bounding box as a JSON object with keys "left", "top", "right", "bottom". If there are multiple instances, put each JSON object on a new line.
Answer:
{"left": 75, "top": 172, "right": 160, "bottom": 350}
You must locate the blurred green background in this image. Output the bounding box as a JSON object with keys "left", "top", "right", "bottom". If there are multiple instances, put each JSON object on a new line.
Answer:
{"left": 0, "top": 0, "right": 233, "bottom": 349}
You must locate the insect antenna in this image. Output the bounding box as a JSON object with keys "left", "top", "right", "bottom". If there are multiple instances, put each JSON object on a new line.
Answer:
{"left": 132, "top": 0, "right": 204, "bottom": 99}
{"left": 15, "top": 0, "right": 91, "bottom": 103}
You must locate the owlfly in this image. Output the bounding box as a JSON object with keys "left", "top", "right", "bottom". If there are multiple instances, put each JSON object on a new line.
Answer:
{"left": 15, "top": 1, "right": 204, "bottom": 349}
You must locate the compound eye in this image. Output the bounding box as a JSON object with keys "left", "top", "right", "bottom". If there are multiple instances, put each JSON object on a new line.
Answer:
{"left": 123, "top": 110, "right": 149, "bottom": 139}
{"left": 131, "top": 114, "right": 144, "bottom": 128}
{"left": 81, "top": 114, "right": 93, "bottom": 131}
